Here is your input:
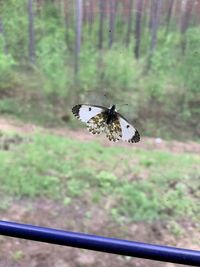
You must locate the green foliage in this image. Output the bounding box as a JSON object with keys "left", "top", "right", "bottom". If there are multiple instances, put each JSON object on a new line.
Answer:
{"left": 180, "top": 28, "right": 200, "bottom": 93}
{"left": 138, "top": 32, "right": 178, "bottom": 102}
{"left": 0, "top": 196, "right": 12, "bottom": 211}
{"left": 0, "top": 97, "right": 61, "bottom": 126}
{"left": 1, "top": 0, "right": 28, "bottom": 60}
{"left": 96, "top": 171, "right": 117, "bottom": 192}
{"left": 168, "top": 221, "right": 184, "bottom": 237}
{"left": 67, "top": 178, "right": 89, "bottom": 197}
{"left": 0, "top": 54, "right": 15, "bottom": 89}
{"left": 0, "top": 38, "right": 16, "bottom": 89}
{"left": 117, "top": 182, "right": 161, "bottom": 221}
{"left": 36, "top": 33, "right": 71, "bottom": 96}
{"left": 79, "top": 47, "right": 98, "bottom": 91}
{"left": 35, "top": 2, "right": 73, "bottom": 96}
{"left": 101, "top": 46, "right": 141, "bottom": 91}
{"left": 0, "top": 99, "right": 22, "bottom": 115}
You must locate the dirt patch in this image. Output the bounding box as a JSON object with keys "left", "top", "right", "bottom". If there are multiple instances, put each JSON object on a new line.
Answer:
{"left": 0, "top": 117, "right": 200, "bottom": 154}
{"left": 0, "top": 117, "right": 40, "bottom": 134}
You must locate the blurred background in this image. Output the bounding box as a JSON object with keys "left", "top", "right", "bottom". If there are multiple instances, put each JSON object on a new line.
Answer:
{"left": 0, "top": 0, "right": 200, "bottom": 266}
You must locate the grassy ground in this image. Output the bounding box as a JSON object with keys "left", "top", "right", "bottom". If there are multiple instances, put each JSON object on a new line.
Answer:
{"left": 0, "top": 130, "right": 200, "bottom": 223}
{"left": 0, "top": 118, "right": 200, "bottom": 267}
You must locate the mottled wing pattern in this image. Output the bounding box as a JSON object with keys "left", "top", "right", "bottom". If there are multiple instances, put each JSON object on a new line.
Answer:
{"left": 106, "top": 119, "right": 122, "bottom": 142}
{"left": 72, "top": 104, "right": 107, "bottom": 135}
{"left": 87, "top": 112, "right": 107, "bottom": 134}
{"left": 72, "top": 104, "right": 106, "bottom": 123}
{"left": 118, "top": 113, "right": 140, "bottom": 143}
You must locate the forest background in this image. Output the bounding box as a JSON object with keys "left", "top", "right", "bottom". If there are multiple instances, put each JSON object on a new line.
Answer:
{"left": 0, "top": 1, "right": 200, "bottom": 267}
{"left": 0, "top": 0, "right": 200, "bottom": 138}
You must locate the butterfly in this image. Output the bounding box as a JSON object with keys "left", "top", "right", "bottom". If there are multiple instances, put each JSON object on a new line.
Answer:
{"left": 72, "top": 104, "right": 140, "bottom": 143}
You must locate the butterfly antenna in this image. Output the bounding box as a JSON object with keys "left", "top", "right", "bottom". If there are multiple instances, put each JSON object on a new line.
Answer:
{"left": 118, "top": 103, "right": 129, "bottom": 107}
{"left": 116, "top": 103, "right": 129, "bottom": 109}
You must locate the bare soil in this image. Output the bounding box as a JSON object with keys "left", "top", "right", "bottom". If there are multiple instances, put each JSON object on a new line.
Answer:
{"left": 0, "top": 117, "right": 200, "bottom": 267}
{"left": 1, "top": 117, "right": 200, "bottom": 154}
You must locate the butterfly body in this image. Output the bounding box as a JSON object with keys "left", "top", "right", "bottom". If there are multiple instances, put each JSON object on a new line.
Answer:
{"left": 103, "top": 105, "right": 117, "bottom": 125}
{"left": 72, "top": 104, "right": 140, "bottom": 143}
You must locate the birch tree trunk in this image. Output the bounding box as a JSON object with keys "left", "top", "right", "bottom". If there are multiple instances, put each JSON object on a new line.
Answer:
{"left": 88, "top": 0, "right": 94, "bottom": 34}
{"left": 148, "top": 0, "right": 162, "bottom": 68}
{"left": 74, "top": 0, "right": 83, "bottom": 76}
{"left": 134, "top": 0, "right": 143, "bottom": 59}
{"left": 98, "top": 0, "right": 105, "bottom": 49}
{"left": 108, "top": 0, "right": 116, "bottom": 48}
{"left": 125, "top": 0, "right": 133, "bottom": 47}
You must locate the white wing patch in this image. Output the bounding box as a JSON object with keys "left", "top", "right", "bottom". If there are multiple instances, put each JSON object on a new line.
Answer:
{"left": 118, "top": 116, "right": 140, "bottom": 143}
{"left": 72, "top": 104, "right": 105, "bottom": 123}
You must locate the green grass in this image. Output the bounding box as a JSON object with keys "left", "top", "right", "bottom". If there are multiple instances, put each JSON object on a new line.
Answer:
{"left": 0, "top": 131, "right": 199, "bottom": 223}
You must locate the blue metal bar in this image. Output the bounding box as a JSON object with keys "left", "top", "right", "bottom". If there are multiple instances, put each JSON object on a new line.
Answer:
{"left": 0, "top": 220, "right": 200, "bottom": 266}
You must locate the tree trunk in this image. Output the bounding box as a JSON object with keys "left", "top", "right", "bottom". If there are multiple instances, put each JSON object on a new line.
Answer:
{"left": 165, "top": 0, "right": 175, "bottom": 35}
{"left": 148, "top": 0, "right": 154, "bottom": 29}
{"left": 134, "top": 0, "right": 143, "bottom": 59}
{"left": 74, "top": 0, "right": 83, "bottom": 76}
{"left": 125, "top": 0, "right": 133, "bottom": 47}
{"left": 148, "top": 0, "right": 162, "bottom": 68}
{"left": 98, "top": 0, "right": 105, "bottom": 49}
{"left": 28, "top": 0, "right": 35, "bottom": 64}
{"left": 83, "top": 0, "right": 88, "bottom": 24}
{"left": 180, "top": 0, "right": 195, "bottom": 54}
{"left": 108, "top": 0, "right": 116, "bottom": 48}
{"left": 88, "top": 0, "right": 94, "bottom": 34}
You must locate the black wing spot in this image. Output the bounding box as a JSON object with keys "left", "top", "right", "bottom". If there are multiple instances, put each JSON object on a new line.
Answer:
{"left": 72, "top": 105, "right": 81, "bottom": 118}
{"left": 126, "top": 125, "right": 130, "bottom": 128}
{"left": 130, "top": 130, "right": 140, "bottom": 143}
{"left": 89, "top": 107, "right": 92, "bottom": 111}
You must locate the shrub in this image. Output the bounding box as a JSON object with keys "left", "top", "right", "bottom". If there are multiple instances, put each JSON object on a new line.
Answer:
{"left": 0, "top": 37, "right": 16, "bottom": 89}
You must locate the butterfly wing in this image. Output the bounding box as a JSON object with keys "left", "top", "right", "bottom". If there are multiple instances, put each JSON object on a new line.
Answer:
{"left": 88, "top": 114, "right": 122, "bottom": 141}
{"left": 87, "top": 112, "right": 107, "bottom": 134}
{"left": 72, "top": 104, "right": 107, "bottom": 123}
{"left": 72, "top": 104, "right": 108, "bottom": 135}
{"left": 117, "top": 113, "right": 140, "bottom": 143}
{"left": 105, "top": 119, "right": 122, "bottom": 142}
